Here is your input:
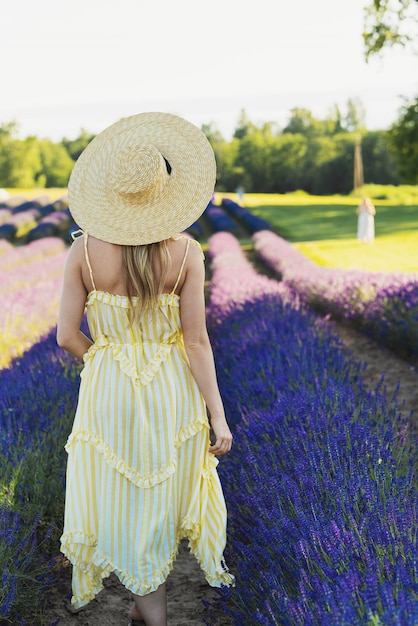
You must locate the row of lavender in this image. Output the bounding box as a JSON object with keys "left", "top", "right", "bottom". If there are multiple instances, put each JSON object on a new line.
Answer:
{"left": 0, "top": 195, "right": 76, "bottom": 243}
{"left": 0, "top": 195, "right": 269, "bottom": 243}
{"left": 206, "top": 233, "right": 417, "bottom": 624}
{"left": 0, "top": 237, "right": 68, "bottom": 368}
{"left": 0, "top": 238, "right": 75, "bottom": 622}
{"left": 202, "top": 198, "right": 271, "bottom": 236}
{"left": 254, "top": 231, "right": 418, "bottom": 362}
{"left": 0, "top": 332, "right": 81, "bottom": 624}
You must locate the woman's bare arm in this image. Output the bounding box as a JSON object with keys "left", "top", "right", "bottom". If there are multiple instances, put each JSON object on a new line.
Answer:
{"left": 179, "top": 243, "right": 232, "bottom": 455}
{"left": 56, "top": 238, "right": 93, "bottom": 360}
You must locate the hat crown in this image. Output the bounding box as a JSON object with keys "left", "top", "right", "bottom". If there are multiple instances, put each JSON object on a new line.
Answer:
{"left": 108, "top": 144, "right": 170, "bottom": 200}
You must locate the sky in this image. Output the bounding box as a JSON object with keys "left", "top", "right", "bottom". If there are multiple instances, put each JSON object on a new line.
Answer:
{"left": 1, "top": 0, "right": 417, "bottom": 141}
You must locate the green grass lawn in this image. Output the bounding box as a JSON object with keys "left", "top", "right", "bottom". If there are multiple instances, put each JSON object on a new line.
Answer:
{"left": 240, "top": 193, "right": 418, "bottom": 242}
{"left": 4, "top": 188, "right": 68, "bottom": 201}
{"left": 233, "top": 191, "right": 418, "bottom": 274}
{"left": 293, "top": 234, "right": 418, "bottom": 273}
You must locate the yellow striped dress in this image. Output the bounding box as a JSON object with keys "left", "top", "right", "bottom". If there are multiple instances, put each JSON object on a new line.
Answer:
{"left": 60, "top": 234, "right": 234, "bottom": 608}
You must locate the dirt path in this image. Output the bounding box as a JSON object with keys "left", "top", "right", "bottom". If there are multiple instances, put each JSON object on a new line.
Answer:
{"left": 334, "top": 321, "right": 418, "bottom": 434}
{"left": 43, "top": 540, "right": 230, "bottom": 626}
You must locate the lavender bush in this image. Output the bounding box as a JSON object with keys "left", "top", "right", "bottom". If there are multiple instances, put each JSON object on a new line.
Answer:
{"left": 221, "top": 197, "right": 272, "bottom": 233}
{"left": 0, "top": 244, "right": 68, "bottom": 366}
{"left": 253, "top": 230, "right": 418, "bottom": 361}
{"left": 204, "top": 201, "right": 238, "bottom": 234}
{"left": 208, "top": 232, "right": 294, "bottom": 320}
{"left": 26, "top": 209, "right": 72, "bottom": 242}
{"left": 205, "top": 233, "right": 417, "bottom": 625}
{"left": 0, "top": 331, "right": 81, "bottom": 624}
{"left": 0, "top": 239, "right": 13, "bottom": 254}
{"left": 0, "top": 237, "right": 66, "bottom": 271}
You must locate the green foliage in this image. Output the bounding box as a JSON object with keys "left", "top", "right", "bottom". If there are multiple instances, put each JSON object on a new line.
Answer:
{"left": 233, "top": 109, "right": 256, "bottom": 140}
{"left": 283, "top": 107, "right": 321, "bottom": 137}
{"left": 269, "top": 133, "right": 308, "bottom": 193}
{"left": 362, "top": 131, "right": 400, "bottom": 185}
{"left": 9, "top": 137, "right": 42, "bottom": 188}
{"left": 214, "top": 102, "right": 399, "bottom": 194}
{"left": 360, "top": 182, "right": 418, "bottom": 202}
{"left": 0, "top": 99, "right": 411, "bottom": 193}
{"left": 362, "top": 0, "right": 418, "bottom": 191}
{"left": 363, "top": 0, "right": 418, "bottom": 60}
{"left": 0, "top": 123, "right": 76, "bottom": 188}
{"left": 0, "top": 125, "right": 43, "bottom": 188}
{"left": 61, "top": 127, "right": 95, "bottom": 161}
{"left": 387, "top": 96, "right": 418, "bottom": 184}
{"left": 38, "top": 140, "right": 74, "bottom": 187}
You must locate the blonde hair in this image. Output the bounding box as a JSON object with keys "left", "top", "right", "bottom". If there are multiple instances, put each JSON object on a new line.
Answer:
{"left": 122, "top": 240, "right": 170, "bottom": 325}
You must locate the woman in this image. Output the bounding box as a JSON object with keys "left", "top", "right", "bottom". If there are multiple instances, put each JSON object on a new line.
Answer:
{"left": 57, "top": 113, "right": 234, "bottom": 626}
{"left": 357, "top": 196, "right": 376, "bottom": 243}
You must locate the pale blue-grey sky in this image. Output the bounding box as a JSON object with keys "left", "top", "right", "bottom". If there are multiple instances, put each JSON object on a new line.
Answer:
{"left": 1, "top": 0, "right": 417, "bottom": 140}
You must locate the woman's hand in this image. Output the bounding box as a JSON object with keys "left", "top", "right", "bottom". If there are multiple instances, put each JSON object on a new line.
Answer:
{"left": 209, "top": 416, "right": 233, "bottom": 456}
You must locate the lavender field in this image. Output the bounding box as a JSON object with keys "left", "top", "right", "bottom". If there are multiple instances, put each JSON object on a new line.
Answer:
{"left": 1, "top": 220, "right": 417, "bottom": 624}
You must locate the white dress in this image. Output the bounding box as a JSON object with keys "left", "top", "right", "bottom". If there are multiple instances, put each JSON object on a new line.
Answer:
{"left": 357, "top": 208, "right": 375, "bottom": 242}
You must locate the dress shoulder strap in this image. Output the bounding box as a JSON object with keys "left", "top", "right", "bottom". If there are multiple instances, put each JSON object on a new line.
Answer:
{"left": 83, "top": 233, "right": 96, "bottom": 292}
{"left": 171, "top": 237, "right": 191, "bottom": 295}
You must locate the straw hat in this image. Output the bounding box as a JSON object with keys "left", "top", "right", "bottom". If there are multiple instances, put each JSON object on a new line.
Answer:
{"left": 68, "top": 112, "right": 216, "bottom": 245}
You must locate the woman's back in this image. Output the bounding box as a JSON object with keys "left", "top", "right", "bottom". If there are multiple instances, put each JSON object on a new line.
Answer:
{"left": 80, "top": 234, "right": 192, "bottom": 297}
{"left": 82, "top": 234, "right": 191, "bottom": 348}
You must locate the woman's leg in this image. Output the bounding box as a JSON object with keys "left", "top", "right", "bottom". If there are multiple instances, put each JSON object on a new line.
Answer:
{"left": 129, "top": 602, "right": 144, "bottom": 623}
{"left": 132, "top": 583, "right": 167, "bottom": 626}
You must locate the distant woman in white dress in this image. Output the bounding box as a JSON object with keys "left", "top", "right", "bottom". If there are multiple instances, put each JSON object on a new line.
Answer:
{"left": 357, "top": 197, "right": 376, "bottom": 243}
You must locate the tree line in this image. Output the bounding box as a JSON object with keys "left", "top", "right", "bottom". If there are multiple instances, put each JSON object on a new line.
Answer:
{"left": 1, "top": 0, "right": 417, "bottom": 194}
{"left": 0, "top": 95, "right": 417, "bottom": 194}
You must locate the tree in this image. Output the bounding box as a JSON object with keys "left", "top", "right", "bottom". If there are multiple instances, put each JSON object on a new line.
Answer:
{"left": 62, "top": 128, "right": 95, "bottom": 161}
{"left": 361, "top": 131, "right": 400, "bottom": 185}
{"left": 283, "top": 108, "right": 323, "bottom": 138}
{"left": 313, "top": 135, "right": 357, "bottom": 195}
{"left": 236, "top": 127, "right": 276, "bottom": 192}
{"left": 269, "top": 134, "right": 308, "bottom": 193}
{"left": 363, "top": 0, "right": 418, "bottom": 59}
{"left": 39, "top": 140, "right": 75, "bottom": 187}
{"left": 323, "top": 105, "right": 344, "bottom": 135}
{"left": 363, "top": 2, "right": 418, "bottom": 184}
{"left": 386, "top": 97, "right": 418, "bottom": 183}
{"left": 344, "top": 98, "right": 367, "bottom": 132}
{"left": 0, "top": 122, "right": 19, "bottom": 186}
{"left": 233, "top": 109, "right": 256, "bottom": 140}
{"left": 302, "top": 136, "right": 339, "bottom": 193}
{"left": 0, "top": 126, "right": 42, "bottom": 188}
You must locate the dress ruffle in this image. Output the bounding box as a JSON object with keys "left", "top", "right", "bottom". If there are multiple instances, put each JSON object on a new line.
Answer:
{"left": 112, "top": 341, "right": 173, "bottom": 386}
{"left": 86, "top": 289, "right": 180, "bottom": 309}
{"left": 66, "top": 430, "right": 172, "bottom": 489}
{"left": 65, "top": 415, "right": 210, "bottom": 489}
{"left": 83, "top": 333, "right": 178, "bottom": 387}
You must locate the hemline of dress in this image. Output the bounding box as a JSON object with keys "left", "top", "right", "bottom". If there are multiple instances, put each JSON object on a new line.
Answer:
{"left": 61, "top": 522, "right": 235, "bottom": 609}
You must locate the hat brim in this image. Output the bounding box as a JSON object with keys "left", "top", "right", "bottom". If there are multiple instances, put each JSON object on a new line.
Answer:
{"left": 68, "top": 112, "right": 216, "bottom": 245}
